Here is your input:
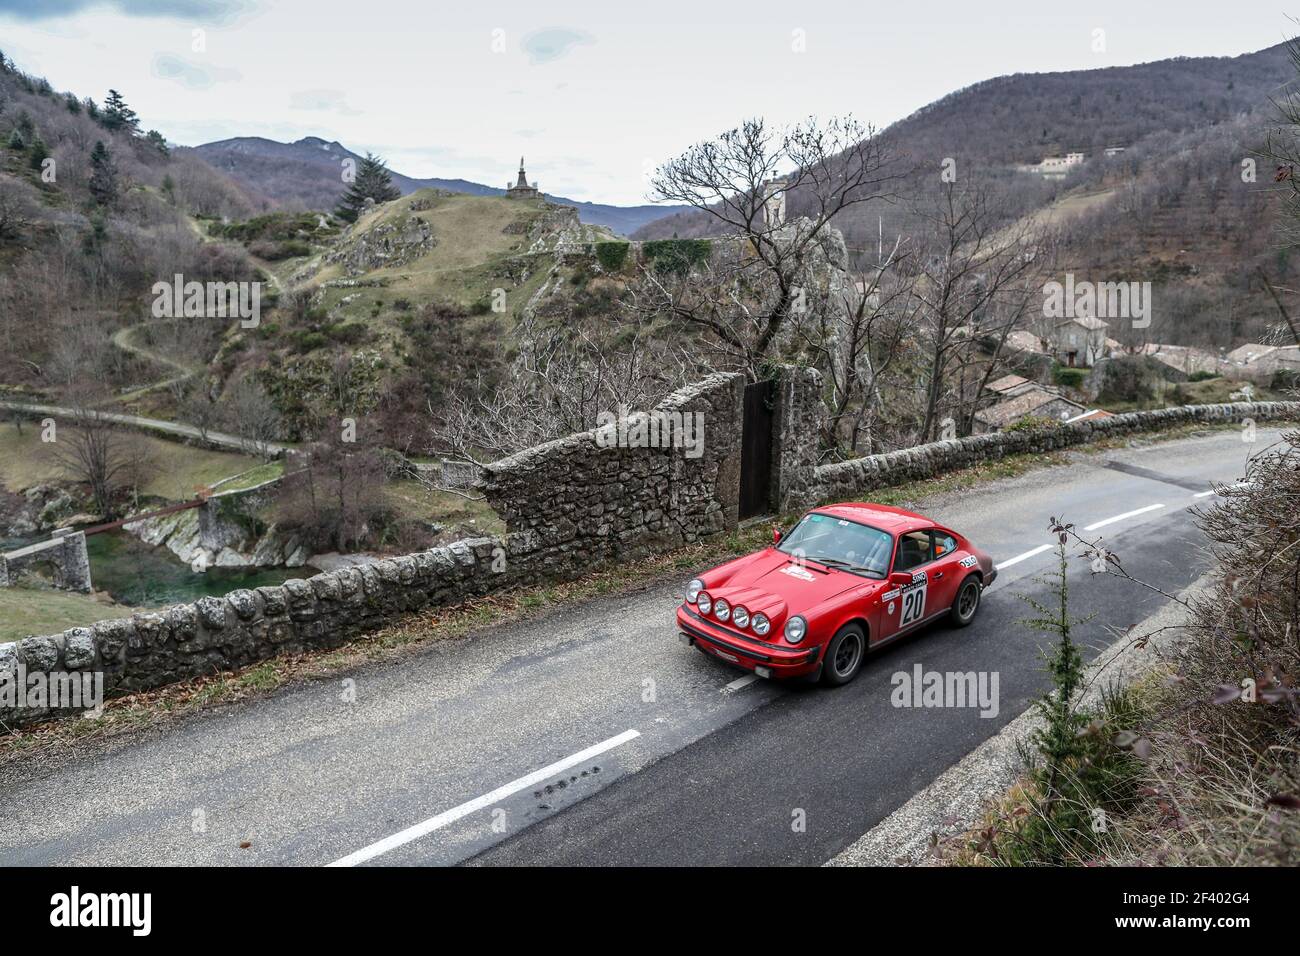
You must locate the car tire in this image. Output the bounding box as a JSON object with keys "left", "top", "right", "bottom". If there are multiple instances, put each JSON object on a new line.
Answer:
{"left": 949, "top": 575, "right": 982, "bottom": 627}
{"left": 821, "top": 623, "right": 867, "bottom": 686}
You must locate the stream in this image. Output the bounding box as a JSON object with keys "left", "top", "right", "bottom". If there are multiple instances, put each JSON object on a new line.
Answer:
{"left": 84, "top": 532, "right": 315, "bottom": 607}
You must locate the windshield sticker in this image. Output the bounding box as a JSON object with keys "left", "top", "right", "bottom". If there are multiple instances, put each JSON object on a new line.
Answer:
{"left": 809, "top": 514, "right": 824, "bottom": 522}
{"left": 781, "top": 564, "right": 816, "bottom": 581}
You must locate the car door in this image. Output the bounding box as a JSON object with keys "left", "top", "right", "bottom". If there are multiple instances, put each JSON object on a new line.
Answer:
{"left": 928, "top": 529, "right": 967, "bottom": 613}
{"left": 878, "top": 528, "right": 935, "bottom": 641}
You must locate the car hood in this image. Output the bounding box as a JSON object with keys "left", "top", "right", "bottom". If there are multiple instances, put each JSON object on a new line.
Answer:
{"left": 705, "top": 549, "right": 874, "bottom": 618}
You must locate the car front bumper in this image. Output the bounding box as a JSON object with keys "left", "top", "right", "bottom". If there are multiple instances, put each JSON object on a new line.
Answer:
{"left": 676, "top": 606, "right": 823, "bottom": 678}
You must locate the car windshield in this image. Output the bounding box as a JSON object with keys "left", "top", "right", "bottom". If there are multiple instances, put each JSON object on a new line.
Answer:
{"left": 776, "top": 512, "right": 891, "bottom": 577}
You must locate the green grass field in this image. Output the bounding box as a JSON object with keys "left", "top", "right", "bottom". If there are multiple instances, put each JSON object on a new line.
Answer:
{"left": 0, "top": 586, "right": 136, "bottom": 642}
{"left": 383, "top": 478, "right": 503, "bottom": 535}
{"left": 0, "top": 422, "right": 268, "bottom": 501}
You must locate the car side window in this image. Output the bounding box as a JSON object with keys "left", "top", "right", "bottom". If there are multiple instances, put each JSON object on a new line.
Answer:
{"left": 933, "top": 531, "right": 958, "bottom": 558}
{"left": 893, "top": 530, "right": 934, "bottom": 572}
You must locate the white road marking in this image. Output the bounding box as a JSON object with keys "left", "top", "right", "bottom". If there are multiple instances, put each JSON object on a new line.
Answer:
{"left": 1084, "top": 503, "right": 1165, "bottom": 531}
{"left": 1194, "top": 482, "right": 1249, "bottom": 499}
{"left": 994, "top": 544, "right": 1053, "bottom": 571}
{"left": 722, "top": 674, "right": 759, "bottom": 693}
{"left": 326, "top": 728, "right": 641, "bottom": 867}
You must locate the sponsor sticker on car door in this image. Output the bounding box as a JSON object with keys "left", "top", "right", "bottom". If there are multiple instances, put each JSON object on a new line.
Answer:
{"left": 899, "top": 570, "right": 928, "bottom": 627}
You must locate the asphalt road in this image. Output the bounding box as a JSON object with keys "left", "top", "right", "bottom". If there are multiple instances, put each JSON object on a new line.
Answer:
{"left": 0, "top": 427, "right": 1277, "bottom": 867}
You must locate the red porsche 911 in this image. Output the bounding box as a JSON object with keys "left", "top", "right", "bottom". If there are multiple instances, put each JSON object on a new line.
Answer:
{"left": 676, "top": 503, "right": 997, "bottom": 686}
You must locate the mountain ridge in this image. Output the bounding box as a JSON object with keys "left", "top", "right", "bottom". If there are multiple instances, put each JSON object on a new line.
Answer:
{"left": 190, "top": 135, "right": 689, "bottom": 236}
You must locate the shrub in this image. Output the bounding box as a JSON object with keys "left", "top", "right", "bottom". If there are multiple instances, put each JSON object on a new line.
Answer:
{"left": 1187, "top": 370, "right": 1218, "bottom": 382}
{"left": 247, "top": 239, "right": 311, "bottom": 261}
{"left": 292, "top": 330, "right": 328, "bottom": 352}
{"left": 594, "top": 240, "right": 629, "bottom": 272}
{"left": 1005, "top": 414, "right": 1059, "bottom": 433}
{"left": 1053, "top": 366, "right": 1087, "bottom": 389}
{"left": 327, "top": 322, "right": 367, "bottom": 344}
{"left": 642, "top": 238, "right": 711, "bottom": 275}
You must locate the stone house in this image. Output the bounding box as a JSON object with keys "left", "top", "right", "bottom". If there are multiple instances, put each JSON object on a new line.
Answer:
{"left": 973, "top": 385, "right": 1085, "bottom": 434}
{"left": 1051, "top": 316, "right": 1109, "bottom": 367}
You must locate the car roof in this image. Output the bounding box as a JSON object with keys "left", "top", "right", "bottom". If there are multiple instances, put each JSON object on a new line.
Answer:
{"left": 811, "top": 502, "right": 939, "bottom": 534}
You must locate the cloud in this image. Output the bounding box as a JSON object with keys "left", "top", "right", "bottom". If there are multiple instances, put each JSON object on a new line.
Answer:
{"left": 288, "top": 89, "right": 361, "bottom": 117}
{"left": 0, "top": 0, "right": 253, "bottom": 25}
{"left": 520, "top": 28, "right": 594, "bottom": 65}
{"left": 151, "top": 52, "right": 241, "bottom": 89}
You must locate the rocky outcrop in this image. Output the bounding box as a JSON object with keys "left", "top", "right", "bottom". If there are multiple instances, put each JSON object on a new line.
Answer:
{"left": 125, "top": 478, "right": 308, "bottom": 569}
{"left": 325, "top": 211, "right": 436, "bottom": 276}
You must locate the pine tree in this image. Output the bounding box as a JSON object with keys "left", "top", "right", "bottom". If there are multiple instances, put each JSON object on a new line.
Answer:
{"left": 6, "top": 128, "right": 24, "bottom": 151}
{"left": 88, "top": 140, "right": 117, "bottom": 205}
{"left": 28, "top": 134, "right": 48, "bottom": 171}
{"left": 145, "top": 129, "right": 169, "bottom": 156}
{"left": 64, "top": 92, "right": 81, "bottom": 114}
{"left": 102, "top": 89, "right": 139, "bottom": 134}
{"left": 1022, "top": 537, "right": 1090, "bottom": 812}
{"left": 334, "top": 153, "right": 401, "bottom": 223}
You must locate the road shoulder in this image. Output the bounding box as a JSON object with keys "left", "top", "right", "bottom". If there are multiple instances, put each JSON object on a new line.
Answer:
{"left": 826, "top": 575, "right": 1212, "bottom": 867}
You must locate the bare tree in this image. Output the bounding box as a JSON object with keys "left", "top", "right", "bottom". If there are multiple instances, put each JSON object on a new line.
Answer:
{"left": 223, "top": 377, "right": 281, "bottom": 459}
{"left": 276, "top": 423, "right": 387, "bottom": 553}
{"left": 635, "top": 116, "right": 902, "bottom": 377}
{"left": 909, "top": 182, "right": 1049, "bottom": 441}
{"left": 429, "top": 318, "right": 694, "bottom": 470}
{"left": 48, "top": 408, "right": 153, "bottom": 517}
{"left": 798, "top": 236, "right": 920, "bottom": 455}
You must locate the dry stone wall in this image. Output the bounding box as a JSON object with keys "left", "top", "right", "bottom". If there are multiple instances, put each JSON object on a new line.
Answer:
{"left": 809, "top": 402, "right": 1300, "bottom": 504}
{"left": 0, "top": 374, "right": 745, "bottom": 726}
{"left": 481, "top": 373, "right": 744, "bottom": 578}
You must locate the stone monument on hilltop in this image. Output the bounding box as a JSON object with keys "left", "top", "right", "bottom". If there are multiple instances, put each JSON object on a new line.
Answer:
{"left": 506, "top": 157, "right": 541, "bottom": 200}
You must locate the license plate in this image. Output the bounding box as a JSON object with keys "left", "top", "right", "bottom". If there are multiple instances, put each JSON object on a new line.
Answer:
{"left": 712, "top": 647, "right": 739, "bottom": 663}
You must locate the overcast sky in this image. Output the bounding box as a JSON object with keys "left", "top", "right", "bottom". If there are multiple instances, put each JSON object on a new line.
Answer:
{"left": 0, "top": 1, "right": 1291, "bottom": 204}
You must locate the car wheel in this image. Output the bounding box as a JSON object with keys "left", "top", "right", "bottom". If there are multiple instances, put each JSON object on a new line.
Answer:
{"left": 821, "top": 623, "right": 866, "bottom": 686}
{"left": 949, "top": 575, "right": 982, "bottom": 627}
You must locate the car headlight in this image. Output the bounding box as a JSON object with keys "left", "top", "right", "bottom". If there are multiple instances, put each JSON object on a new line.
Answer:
{"left": 785, "top": 615, "right": 807, "bottom": 643}
{"left": 714, "top": 598, "right": 730, "bottom": 622}
{"left": 686, "top": 578, "right": 704, "bottom": 603}
{"left": 732, "top": 605, "right": 749, "bottom": 628}
{"left": 697, "top": 592, "right": 712, "bottom": 614}
{"left": 751, "top": 612, "right": 770, "bottom": 636}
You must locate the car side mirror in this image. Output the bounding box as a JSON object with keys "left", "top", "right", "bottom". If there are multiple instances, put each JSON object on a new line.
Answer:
{"left": 772, "top": 526, "right": 782, "bottom": 545}
{"left": 888, "top": 571, "right": 912, "bottom": 586}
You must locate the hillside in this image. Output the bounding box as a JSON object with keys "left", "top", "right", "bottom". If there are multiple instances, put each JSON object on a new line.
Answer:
{"left": 192, "top": 188, "right": 623, "bottom": 445}
{"left": 635, "top": 42, "right": 1300, "bottom": 348}
{"left": 192, "top": 136, "right": 690, "bottom": 236}
{"left": 0, "top": 56, "right": 265, "bottom": 399}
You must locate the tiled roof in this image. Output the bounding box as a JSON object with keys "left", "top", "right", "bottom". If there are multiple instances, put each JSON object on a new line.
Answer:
{"left": 974, "top": 387, "right": 1083, "bottom": 428}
